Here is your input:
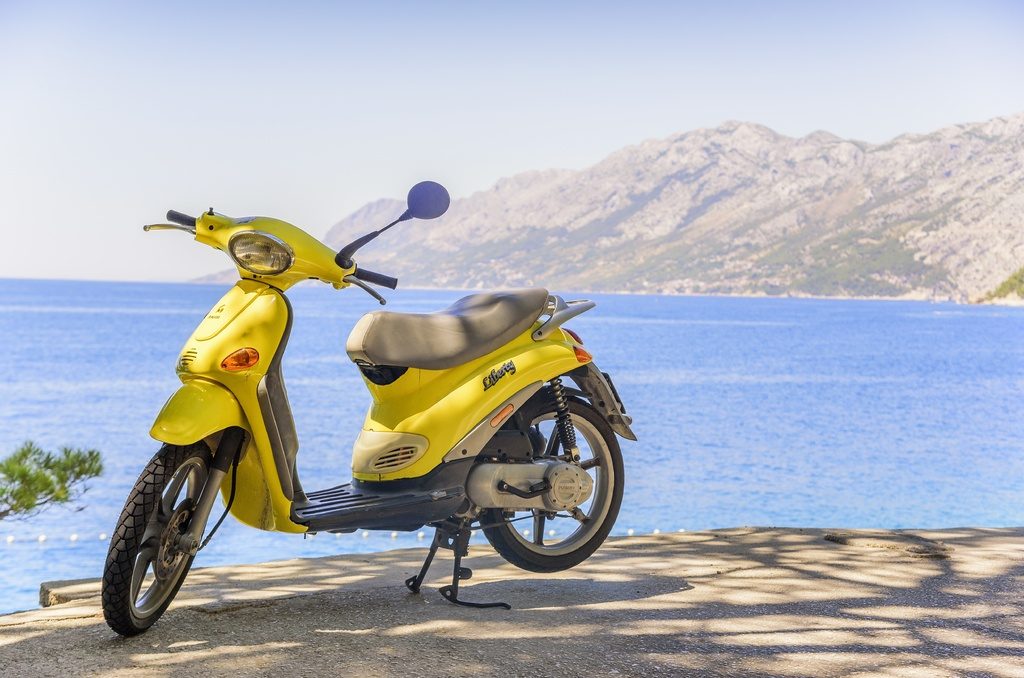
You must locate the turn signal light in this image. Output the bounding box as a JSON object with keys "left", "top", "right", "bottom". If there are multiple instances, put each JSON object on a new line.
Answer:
{"left": 490, "top": 403, "right": 515, "bottom": 428}
{"left": 221, "top": 347, "right": 260, "bottom": 371}
{"left": 574, "top": 346, "right": 592, "bottom": 363}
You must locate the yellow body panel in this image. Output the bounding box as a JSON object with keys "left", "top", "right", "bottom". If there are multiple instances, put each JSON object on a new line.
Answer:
{"left": 150, "top": 280, "right": 305, "bottom": 533}
{"left": 354, "top": 326, "right": 583, "bottom": 481}
{"left": 148, "top": 213, "right": 591, "bottom": 531}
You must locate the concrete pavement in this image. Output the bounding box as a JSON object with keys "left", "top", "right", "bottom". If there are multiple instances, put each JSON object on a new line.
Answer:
{"left": 2, "top": 527, "right": 1023, "bottom": 677}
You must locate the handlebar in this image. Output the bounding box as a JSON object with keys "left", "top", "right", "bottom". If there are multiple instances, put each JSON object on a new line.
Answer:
{"left": 352, "top": 267, "right": 398, "bottom": 289}
{"left": 166, "top": 210, "right": 197, "bottom": 228}
{"left": 157, "top": 208, "right": 398, "bottom": 296}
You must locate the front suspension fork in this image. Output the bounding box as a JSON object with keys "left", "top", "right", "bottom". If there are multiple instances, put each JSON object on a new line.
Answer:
{"left": 176, "top": 427, "right": 245, "bottom": 554}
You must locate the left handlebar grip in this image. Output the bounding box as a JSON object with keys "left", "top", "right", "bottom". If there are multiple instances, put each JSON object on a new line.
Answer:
{"left": 166, "top": 210, "right": 197, "bottom": 228}
{"left": 353, "top": 267, "right": 398, "bottom": 289}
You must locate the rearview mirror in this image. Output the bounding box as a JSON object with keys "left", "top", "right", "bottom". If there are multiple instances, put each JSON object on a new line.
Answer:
{"left": 335, "top": 180, "right": 451, "bottom": 269}
{"left": 403, "top": 181, "right": 450, "bottom": 221}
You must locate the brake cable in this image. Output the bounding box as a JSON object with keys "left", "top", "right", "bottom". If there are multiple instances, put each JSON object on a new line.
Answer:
{"left": 198, "top": 447, "right": 241, "bottom": 551}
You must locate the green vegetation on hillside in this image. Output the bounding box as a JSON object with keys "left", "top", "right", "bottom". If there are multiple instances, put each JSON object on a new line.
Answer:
{"left": 983, "top": 266, "right": 1024, "bottom": 301}
{"left": 0, "top": 442, "right": 103, "bottom": 521}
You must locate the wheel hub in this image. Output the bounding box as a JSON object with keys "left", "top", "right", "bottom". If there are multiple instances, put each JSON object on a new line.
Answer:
{"left": 546, "top": 463, "right": 593, "bottom": 510}
{"left": 155, "top": 503, "right": 193, "bottom": 580}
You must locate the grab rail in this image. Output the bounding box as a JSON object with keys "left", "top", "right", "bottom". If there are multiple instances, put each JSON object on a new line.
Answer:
{"left": 532, "top": 295, "right": 596, "bottom": 340}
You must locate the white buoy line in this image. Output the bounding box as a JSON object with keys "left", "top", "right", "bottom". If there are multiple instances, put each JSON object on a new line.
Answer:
{"left": 1, "top": 527, "right": 685, "bottom": 545}
{"left": 2, "top": 533, "right": 110, "bottom": 544}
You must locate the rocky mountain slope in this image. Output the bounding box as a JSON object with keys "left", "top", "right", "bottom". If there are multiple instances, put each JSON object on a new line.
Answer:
{"left": 208, "top": 115, "right": 1024, "bottom": 302}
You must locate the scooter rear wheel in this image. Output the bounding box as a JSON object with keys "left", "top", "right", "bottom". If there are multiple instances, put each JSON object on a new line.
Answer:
{"left": 481, "top": 397, "right": 624, "bottom": 573}
{"left": 102, "top": 443, "right": 210, "bottom": 636}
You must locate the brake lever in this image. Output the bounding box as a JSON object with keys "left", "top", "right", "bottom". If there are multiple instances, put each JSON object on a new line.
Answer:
{"left": 143, "top": 223, "right": 196, "bottom": 235}
{"left": 343, "top": 275, "right": 387, "bottom": 305}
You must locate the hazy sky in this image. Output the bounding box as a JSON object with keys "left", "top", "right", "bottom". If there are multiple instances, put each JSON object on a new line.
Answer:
{"left": 2, "top": 1, "right": 1023, "bottom": 281}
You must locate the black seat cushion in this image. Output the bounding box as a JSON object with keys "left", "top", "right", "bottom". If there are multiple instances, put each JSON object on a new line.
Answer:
{"left": 345, "top": 288, "right": 549, "bottom": 370}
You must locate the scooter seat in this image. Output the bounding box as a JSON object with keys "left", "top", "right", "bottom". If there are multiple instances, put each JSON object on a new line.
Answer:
{"left": 346, "top": 288, "right": 549, "bottom": 370}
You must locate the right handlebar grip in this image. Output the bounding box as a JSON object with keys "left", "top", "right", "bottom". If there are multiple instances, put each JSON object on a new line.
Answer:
{"left": 166, "top": 210, "right": 197, "bottom": 227}
{"left": 353, "top": 267, "right": 398, "bottom": 289}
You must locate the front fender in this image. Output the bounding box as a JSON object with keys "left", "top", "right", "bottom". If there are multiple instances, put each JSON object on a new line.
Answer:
{"left": 150, "top": 379, "right": 248, "bottom": 445}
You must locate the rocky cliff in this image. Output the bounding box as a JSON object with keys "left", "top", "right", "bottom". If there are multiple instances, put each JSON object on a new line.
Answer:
{"left": 210, "top": 115, "right": 1024, "bottom": 302}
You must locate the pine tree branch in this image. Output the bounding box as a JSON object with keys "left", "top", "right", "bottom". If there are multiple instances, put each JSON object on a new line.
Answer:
{"left": 0, "top": 442, "right": 104, "bottom": 521}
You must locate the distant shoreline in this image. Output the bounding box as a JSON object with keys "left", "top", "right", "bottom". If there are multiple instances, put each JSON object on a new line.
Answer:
{"left": 2, "top": 276, "right": 1023, "bottom": 307}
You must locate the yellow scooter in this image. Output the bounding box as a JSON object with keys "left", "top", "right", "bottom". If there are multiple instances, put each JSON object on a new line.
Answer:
{"left": 102, "top": 182, "right": 635, "bottom": 636}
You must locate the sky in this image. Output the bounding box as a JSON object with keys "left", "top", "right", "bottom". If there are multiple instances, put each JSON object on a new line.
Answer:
{"left": 2, "top": 1, "right": 1023, "bottom": 282}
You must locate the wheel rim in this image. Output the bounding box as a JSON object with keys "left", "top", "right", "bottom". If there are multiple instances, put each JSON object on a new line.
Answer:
{"left": 129, "top": 455, "right": 206, "bottom": 618}
{"left": 504, "top": 412, "right": 615, "bottom": 557}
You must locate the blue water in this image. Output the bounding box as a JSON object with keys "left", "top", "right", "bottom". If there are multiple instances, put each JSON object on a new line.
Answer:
{"left": 0, "top": 278, "right": 1022, "bottom": 615}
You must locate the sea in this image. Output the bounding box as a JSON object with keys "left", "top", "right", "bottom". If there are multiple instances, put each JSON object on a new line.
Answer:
{"left": 0, "top": 278, "right": 1022, "bottom": 615}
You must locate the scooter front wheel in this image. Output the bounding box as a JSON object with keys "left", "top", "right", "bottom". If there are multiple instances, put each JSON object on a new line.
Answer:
{"left": 102, "top": 443, "right": 210, "bottom": 636}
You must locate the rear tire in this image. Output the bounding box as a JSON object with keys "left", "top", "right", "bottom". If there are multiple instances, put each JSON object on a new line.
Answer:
{"left": 102, "top": 443, "right": 210, "bottom": 636}
{"left": 482, "top": 397, "right": 624, "bottom": 573}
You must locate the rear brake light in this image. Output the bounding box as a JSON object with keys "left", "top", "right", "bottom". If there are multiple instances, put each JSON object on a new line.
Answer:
{"left": 563, "top": 328, "right": 583, "bottom": 344}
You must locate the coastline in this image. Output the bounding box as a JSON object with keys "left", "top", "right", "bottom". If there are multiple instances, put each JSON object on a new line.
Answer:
{"left": 129, "top": 282, "right": 1024, "bottom": 308}
{"left": 4, "top": 276, "right": 1022, "bottom": 308}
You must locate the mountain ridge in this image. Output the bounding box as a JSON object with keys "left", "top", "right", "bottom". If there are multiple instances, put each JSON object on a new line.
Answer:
{"left": 201, "top": 114, "right": 1024, "bottom": 302}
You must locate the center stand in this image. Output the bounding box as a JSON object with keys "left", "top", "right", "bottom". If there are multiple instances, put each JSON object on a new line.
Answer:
{"left": 405, "top": 520, "right": 511, "bottom": 610}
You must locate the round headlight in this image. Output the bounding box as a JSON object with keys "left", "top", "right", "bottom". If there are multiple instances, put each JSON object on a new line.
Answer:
{"left": 228, "top": 232, "right": 294, "bottom": 276}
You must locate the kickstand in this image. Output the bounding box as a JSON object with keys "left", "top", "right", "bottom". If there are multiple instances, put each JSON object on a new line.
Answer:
{"left": 405, "top": 523, "right": 511, "bottom": 610}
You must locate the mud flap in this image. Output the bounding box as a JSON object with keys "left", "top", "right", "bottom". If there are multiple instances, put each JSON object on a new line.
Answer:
{"left": 566, "top": 363, "right": 637, "bottom": 441}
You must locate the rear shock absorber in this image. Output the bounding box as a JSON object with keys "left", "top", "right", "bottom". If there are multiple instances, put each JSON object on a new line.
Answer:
{"left": 550, "top": 377, "right": 580, "bottom": 461}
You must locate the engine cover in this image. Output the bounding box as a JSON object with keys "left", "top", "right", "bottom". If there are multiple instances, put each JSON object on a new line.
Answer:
{"left": 466, "top": 459, "right": 594, "bottom": 512}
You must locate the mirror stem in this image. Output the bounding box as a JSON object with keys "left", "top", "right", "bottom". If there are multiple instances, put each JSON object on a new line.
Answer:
{"left": 335, "top": 216, "right": 405, "bottom": 269}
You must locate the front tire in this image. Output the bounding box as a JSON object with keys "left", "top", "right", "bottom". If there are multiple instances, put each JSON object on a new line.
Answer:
{"left": 102, "top": 443, "right": 210, "bottom": 636}
{"left": 482, "top": 396, "right": 624, "bottom": 573}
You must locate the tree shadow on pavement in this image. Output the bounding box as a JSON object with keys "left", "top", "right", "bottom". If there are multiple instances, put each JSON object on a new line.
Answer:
{"left": 1, "top": 527, "right": 1023, "bottom": 677}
